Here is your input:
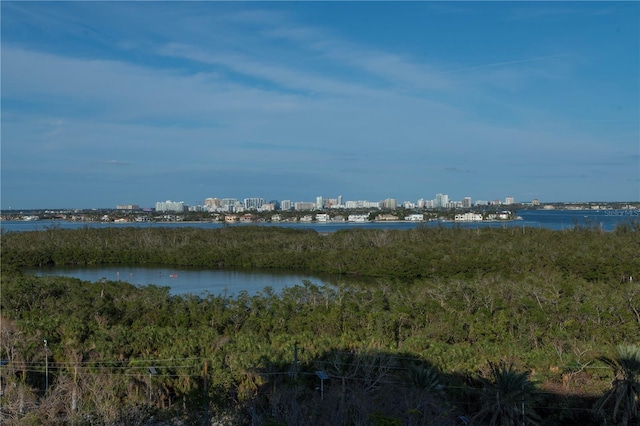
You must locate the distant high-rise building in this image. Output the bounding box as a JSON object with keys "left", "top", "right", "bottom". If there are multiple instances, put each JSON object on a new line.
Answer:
{"left": 269, "top": 200, "right": 280, "bottom": 210}
{"left": 205, "top": 198, "right": 222, "bottom": 210}
{"left": 244, "top": 197, "right": 265, "bottom": 210}
{"left": 155, "top": 200, "right": 184, "bottom": 212}
{"left": 294, "top": 201, "right": 316, "bottom": 211}
{"left": 435, "top": 193, "right": 449, "bottom": 208}
{"left": 261, "top": 203, "right": 276, "bottom": 211}
{"left": 116, "top": 204, "right": 139, "bottom": 210}
{"left": 463, "top": 197, "right": 472, "bottom": 208}
{"left": 337, "top": 195, "right": 343, "bottom": 206}
{"left": 383, "top": 198, "right": 397, "bottom": 209}
{"left": 280, "top": 200, "right": 292, "bottom": 210}
{"left": 316, "top": 196, "right": 324, "bottom": 210}
{"left": 344, "top": 200, "right": 382, "bottom": 209}
{"left": 505, "top": 197, "right": 515, "bottom": 205}
{"left": 221, "top": 198, "right": 242, "bottom": 212}
{"left": 345, "top": 200, "right": 358, "bottom": 209}
{"left": 325, "top": 198, "right": 338, "bottom": 208}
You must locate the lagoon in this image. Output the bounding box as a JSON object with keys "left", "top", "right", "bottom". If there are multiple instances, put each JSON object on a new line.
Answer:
{"left": 29, "top": 266, "right": 344, "bottom": 297}
{"left": 19, "top": 208, "right": 638, "bottom": 297}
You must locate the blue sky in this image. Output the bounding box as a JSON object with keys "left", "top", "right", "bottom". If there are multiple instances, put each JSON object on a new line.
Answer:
{"left": 2, "top": 1, "right": 638, "bottom": 209}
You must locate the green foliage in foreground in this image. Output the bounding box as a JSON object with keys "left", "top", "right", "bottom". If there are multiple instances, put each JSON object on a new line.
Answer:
{"left": 594, "top": 345, "right": 640, "bottom": 426}
{"left": 1, "top": 224, "right": 639, "bottom": 424}
{"left": 1, "top": 269, "right": 639, "bottom": 424}
{"left": 472, "top": 362, "right": 541, "bottom": 426}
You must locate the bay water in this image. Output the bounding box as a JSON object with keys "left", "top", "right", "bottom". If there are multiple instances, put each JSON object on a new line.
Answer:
{"left": 13, "top": 208, "right": 639, "bottom": 297}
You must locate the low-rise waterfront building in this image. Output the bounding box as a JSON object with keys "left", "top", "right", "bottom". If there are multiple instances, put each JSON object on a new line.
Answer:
{"left": 316, "top": 213, "right": 330, "bottom": 222}
{"left": 454, "top": 212, "right": 483, "bottom": 222}
{"left": 348, "top": 214, "right": 369, "bottom": 222}
{"left": 239, "top": 214, "right": 254, "bottom": 223}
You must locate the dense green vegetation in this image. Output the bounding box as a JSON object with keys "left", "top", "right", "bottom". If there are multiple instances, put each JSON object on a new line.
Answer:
{"left": 1, "top": 224, "right": 639, "bottom": 424}
{"left": 2, "top": 223, "right": 639, "bottom": 280}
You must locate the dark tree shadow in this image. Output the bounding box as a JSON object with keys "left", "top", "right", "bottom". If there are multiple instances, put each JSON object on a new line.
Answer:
{"left": 232, "top": 348, "right": 607, "bottom": 426}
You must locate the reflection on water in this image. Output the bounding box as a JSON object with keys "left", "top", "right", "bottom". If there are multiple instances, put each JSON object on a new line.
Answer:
{"left": 29, "top": 265, "right": 365, "bottom": 297}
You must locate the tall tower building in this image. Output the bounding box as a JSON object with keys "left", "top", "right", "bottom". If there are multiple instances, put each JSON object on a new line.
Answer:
{"left": 280, "top": 200, "right": 292, "bottom": 210}
{"left": 435, "top": 193, "right": 443, "bottom": 208}
{"left": 204, "top": 198, "right": 221, "bottom": 210}
{"left": 435, "top": 193, "right": 449, "bottom": 208}
{"left": 244, "top": 197, "right": 265, "bottom": 210}
{"left": 383, "top": 198, "right": 397, "bottom": 209}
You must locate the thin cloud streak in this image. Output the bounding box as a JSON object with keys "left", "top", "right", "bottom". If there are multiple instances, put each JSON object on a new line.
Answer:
{"left": 158, "top": 43, "right": 387, "bottom": 99}
{"left": 441, "top": 54, "right": 568, "bottom": 74}
{"left": 263, "top": 25, "right": 456, "bottom": 92}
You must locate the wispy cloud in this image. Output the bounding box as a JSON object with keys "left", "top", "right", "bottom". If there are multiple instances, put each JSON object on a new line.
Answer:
{"left": 158, "top": 42, "right": 384, "bottom": 98}
{"left": 2, "top": 45, "right": 305, "bottom": 121}
{"left": 262, "top": 24, "right": 456, "bottom": 93}
{"left": 106, "top": 160, "right": 129, "bottom": 166}
{"left": 440, "top": 54, "right": 568, "bottom": 75}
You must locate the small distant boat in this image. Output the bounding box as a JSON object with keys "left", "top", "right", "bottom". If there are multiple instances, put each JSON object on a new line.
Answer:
{"left": 169, "top": 274, "right": 178, "bottom": 278}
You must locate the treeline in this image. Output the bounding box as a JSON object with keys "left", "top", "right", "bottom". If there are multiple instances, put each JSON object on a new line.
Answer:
{"left": 2, "top": 222, "right": 639, "bottom": 281}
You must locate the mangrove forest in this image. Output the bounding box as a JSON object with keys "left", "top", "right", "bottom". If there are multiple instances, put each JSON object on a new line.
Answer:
{"left": 0, "top": 223, "right": 639, "bottom": 425}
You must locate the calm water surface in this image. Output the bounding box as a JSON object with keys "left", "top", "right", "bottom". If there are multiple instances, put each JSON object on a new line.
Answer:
{"left": 15, "top": 209, "right": 638, "bottom": 297}
{"left": 30, "top": 266, "right": 342, "bottom": 297}
{"left": 2, "top": 209, "right": 638, "bottom": 233}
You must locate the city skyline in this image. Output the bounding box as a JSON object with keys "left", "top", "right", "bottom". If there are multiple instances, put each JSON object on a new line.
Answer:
{"left": 2, "top": 2, "right": 639, "bottom": 210}
{"left": 152, "top": 192, "right": 519, "bottom": 213}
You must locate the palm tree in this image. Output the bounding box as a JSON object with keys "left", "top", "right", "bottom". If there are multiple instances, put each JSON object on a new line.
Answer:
{"left": 404, "top": 364, "right": 446, "bottom": 423}
{"left": 472, "top": 361, "right": 540, "bottom": 426}
{"left": 594, "top": 344, "right": 640, "bottom": 426}
{"left": 407, "top": 364, "right": 444, "bottom": 396}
